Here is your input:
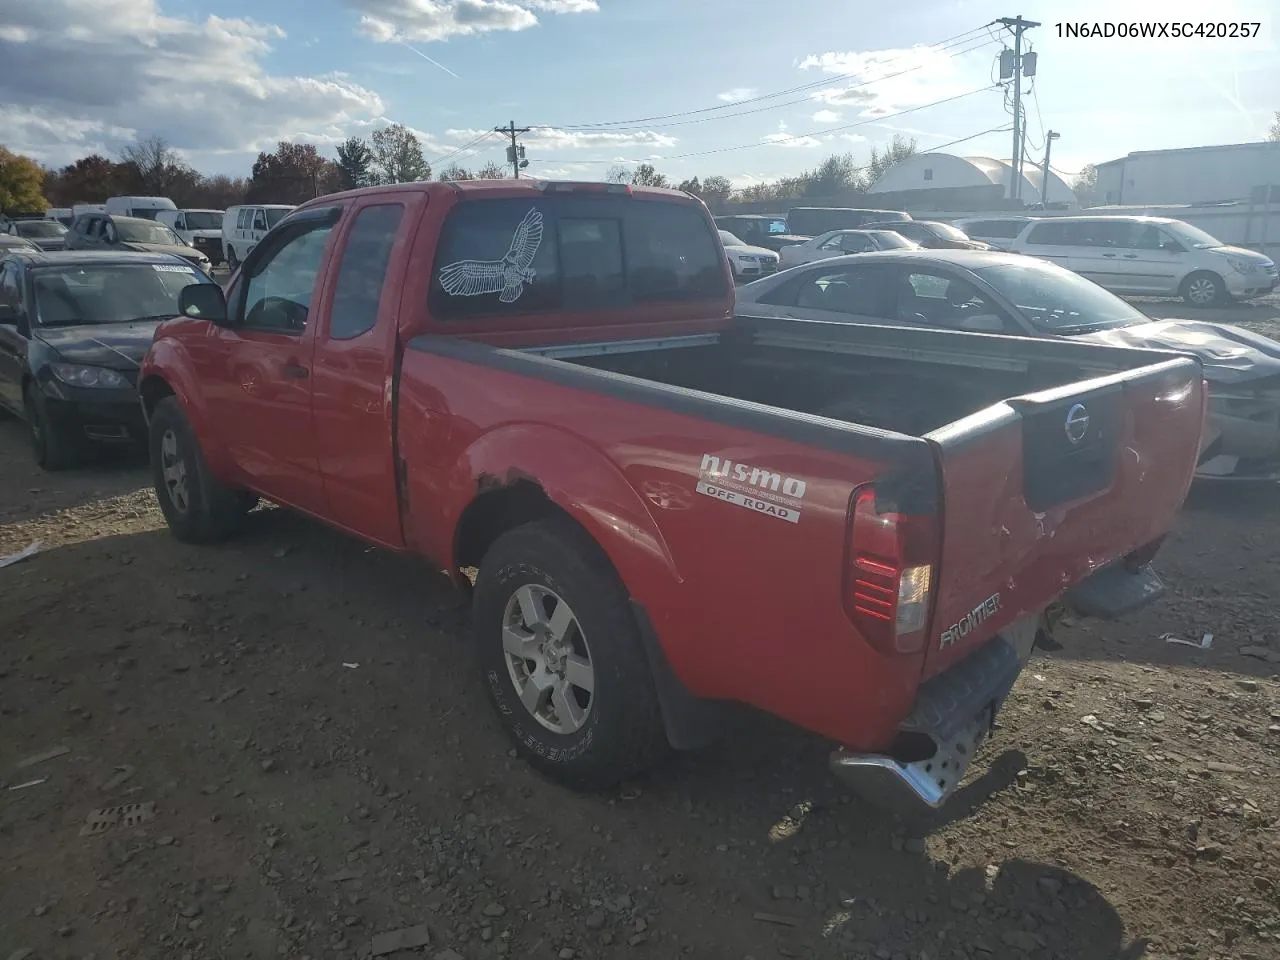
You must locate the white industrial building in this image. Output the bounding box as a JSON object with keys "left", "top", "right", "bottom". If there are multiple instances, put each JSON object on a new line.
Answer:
{"left": 1095, "top": 141, "right": 1280, "bottom": 206}
{"left": 866, "top": 153, "right": 1078, "bottom": 206}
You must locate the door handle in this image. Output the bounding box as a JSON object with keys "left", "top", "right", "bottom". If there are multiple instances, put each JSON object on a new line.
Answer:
{"left": 281, "top": 362, "right": 309, "bottom": 379}
{"left": 1122, "top": 254, "right": 1138, "bottom": 259}
{"left": 1101, "top": 253, "right": 1117, "bottom": 258}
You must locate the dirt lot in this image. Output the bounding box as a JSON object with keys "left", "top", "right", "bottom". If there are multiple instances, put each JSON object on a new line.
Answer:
{"left": 3, "top": 298, "right": 1280, "bottom": 960}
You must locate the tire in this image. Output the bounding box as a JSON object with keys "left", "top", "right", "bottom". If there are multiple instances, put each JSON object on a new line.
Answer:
{"left": 473, "top": 517, "right": 670, "bottom": 789}
{"left": 225, "top": 246, "right": 239, "bottom": 271}
{"left": 148, "top": 396, "right": 246, "bottom": 544}
{"left": 1181, "top": 271, "right": 1226, "bottom": 306}
{"left": 24, "top": 383, "right": 77, "bottom": 471}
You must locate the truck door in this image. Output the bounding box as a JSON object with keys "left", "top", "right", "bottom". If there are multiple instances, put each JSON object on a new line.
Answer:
{"left": 310, "top": 197, "right": 418, "bottom": 548}
{"left": 208, "top": 208, "right": 339, "bottom": 514}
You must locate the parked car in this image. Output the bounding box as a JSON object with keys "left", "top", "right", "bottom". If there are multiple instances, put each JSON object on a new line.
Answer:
{"left": 778, "top": 228, "right": 920, "bottom": 267}
{"left": 1008, "top": 215, "right": 1278, "bottom": 305}
{"left": 2, "top": 218, "right": 70, "bottom": 251}
{"left": 106, "top": 196, "right": 177, "bottom": 221}
{"left": 0, "top": 234, "right": 40, "bottom": 253}
{"left": 950, "top": 216, "right": 1036, "bottom": 251}
{"left": 737, "top": 248, "right": 1278, "bottom": 479}
{"left": 713, "top": 215, "right": 810, "bottom": 253}
{"left": 156, "top": 208, "right": 225, "bottom": 265}
{"left": 718, "top": 229, "right": 780, "bottom": 282}
{"left": 861, "top": 219, "right": 991, "bottom": 251}
{"left": 0, "top": 250, "right": 217, "bottom": 469}
{"left": 65, "top": 214, "right": 212, "bottom": 273}
{"left": 139, "top": 179, "right": 1202, "bottom": 810}
{"left": 787, "top": 206, "right": 911, "bottom": 236}
{"left": 222, "top": 204, "right": 295, "bottom": 268}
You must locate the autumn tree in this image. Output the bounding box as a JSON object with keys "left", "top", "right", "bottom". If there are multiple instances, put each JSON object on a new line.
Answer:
{"left": 335, "top": 136, "right": 375, "bottom": 191}
{"left": 864, "top": 134, "right": 918, "bottom": 187}
{"left": 0, "top": 147, "right": 46, "bottom": 213}
{"left": 194, "top": 174, "right": 249, "bottom": 209}
{"left": 42, "top": 154, "right": 124, "bottom": 206}
{"left": 371, "top": 124, "right": 429, "bottom": 184}
{"left": 119, "top": 135, "right": 202, "bottom": 201}
{"left": 437, "top": 164, "right": 473, "bottom": 181}
{"left": 606, "top": 163, "right": 669, "bottom": 188}
{"left": 700, "top": 175, "right": 733, "bottom": 207}
{"left": 804, "top": 151, "right": 863, "bottom": 197}
{"left": 1072, "top": 163, "right": 1099, "bottom": 207}
{"left": 676, "top": 176, "right": 701, "bottom": 195}
{"left": 248, "top": 141, "right": 328, "bottom": 204}
{"left": 475, "top": 161, "right": 507, "bottom": 179}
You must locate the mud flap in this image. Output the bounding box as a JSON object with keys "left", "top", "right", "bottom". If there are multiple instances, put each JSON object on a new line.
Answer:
{"left": 1063, "top": 561, "right": 1164, "bottom": 620}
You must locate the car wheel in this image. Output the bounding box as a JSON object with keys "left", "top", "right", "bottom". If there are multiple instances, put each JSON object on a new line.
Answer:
{"left": 473, "top": 516, "right": 670, "bottom": 790}
{"left": 24, "top": 383, "right": 77, "bottom": 471}
{"left": 149, "top": 396, "right": 248, "bottom": 544}
{"left": 1181, "top": 271, "right": 1226, "bottom": 306}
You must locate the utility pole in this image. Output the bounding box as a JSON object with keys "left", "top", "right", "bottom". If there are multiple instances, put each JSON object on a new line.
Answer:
{"left": 997, "top": 14, "right": 1039, "bottom": 203}
{"left": 1040, "top": 130, "right": 1060, "bottom": 207}
{"left": 495, "top": 120, "right": 531, "bottom": 179}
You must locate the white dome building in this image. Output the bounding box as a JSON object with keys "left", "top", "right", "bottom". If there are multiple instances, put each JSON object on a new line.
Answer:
{"left": 866, "top": 153, "right": 1078, "bottom": 207}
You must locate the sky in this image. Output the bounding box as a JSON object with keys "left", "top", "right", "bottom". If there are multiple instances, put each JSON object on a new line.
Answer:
{"left": 2, "top": 0, "right": 1277, "bottom": 190}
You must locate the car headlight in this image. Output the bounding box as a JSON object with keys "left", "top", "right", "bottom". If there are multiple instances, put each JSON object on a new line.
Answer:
{"left": 50, "top": 363, "right": 129, "bottom": 389}
{"left": 1225, "top": 256, "right": 1259, "bottom": 274}
{"left": 738, "top": 255, "right": 761, "bottom": 263}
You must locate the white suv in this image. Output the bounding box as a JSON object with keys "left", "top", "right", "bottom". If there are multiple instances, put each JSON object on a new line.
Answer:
{"left": 1009, "top": 215, "right": 1278, "bottom": 305}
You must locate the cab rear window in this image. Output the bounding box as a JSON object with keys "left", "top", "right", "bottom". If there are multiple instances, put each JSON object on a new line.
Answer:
{"left": 430, "top": 196, "right": 728, "bottom": 320}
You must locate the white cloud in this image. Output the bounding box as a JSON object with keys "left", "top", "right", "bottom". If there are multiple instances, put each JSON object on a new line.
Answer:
{"left": 446, "top": 126, "right": 677, "bottom": 151}
{"left": 348, "top": 0, "right": 596, "bottom": 44}
{"left": 716, "top": 87, "right": 757, "bottom": 102}
{"left": 763, "top": 132, "right": 821, "bottom": 149}
{"left": 801, "top": 44, "right": 984, "bottom": 117}
{"left": 812, "top": 109, "right": 842, "bottom": 123}
{"left": 1, "top": 0, "right": 386, "bottom": 165}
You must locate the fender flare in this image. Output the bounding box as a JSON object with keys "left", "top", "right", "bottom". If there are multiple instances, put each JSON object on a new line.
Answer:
{"left": 138, "top": 342, "right": 231, "bottom": 477}
{"left": 428, "top": 424, "right": 721, "bottom": 749}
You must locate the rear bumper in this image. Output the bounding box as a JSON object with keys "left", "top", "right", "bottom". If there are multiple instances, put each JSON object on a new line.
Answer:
{"left": 831, "top": 563, "right": 1165, "bottom": 809}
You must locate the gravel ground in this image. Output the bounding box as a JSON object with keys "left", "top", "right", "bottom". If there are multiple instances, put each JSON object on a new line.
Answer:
{"left": 2, "top": 300, "right": 1280, "bottom": 960}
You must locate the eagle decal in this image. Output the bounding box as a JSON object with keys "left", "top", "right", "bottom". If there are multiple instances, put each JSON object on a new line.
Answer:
{"left": 438, "top": 207, "right": 544, "bottom": 303}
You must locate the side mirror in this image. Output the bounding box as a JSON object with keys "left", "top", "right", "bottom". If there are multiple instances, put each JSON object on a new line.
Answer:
{"left": 1161, "top": 240, "right": 1183, "bottom": 253}
{"left": 179, "top": 282, "right": 229, "bottom": 325}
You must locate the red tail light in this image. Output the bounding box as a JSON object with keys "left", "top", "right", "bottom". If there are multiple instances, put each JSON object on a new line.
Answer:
{"left": 845, "top": 486, "right": 939, "bottom": 655}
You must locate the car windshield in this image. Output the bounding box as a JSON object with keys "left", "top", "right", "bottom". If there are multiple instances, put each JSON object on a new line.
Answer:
{"left": 31, "top": 263, "right": 212, "bottom": 327}
{"left": 870, "top": 231, "right": 918, "bottom": 249}
{"left": 183, "top": 211, "right": 223, "bottom": 230}
{"left": 1162, "top": 220, "right": 1224, "bottom": 250}
{"left": 17, "top": 221, "right": 67, "bottom": 238}
{"left": 719, "top": 230, "right": 746, "bottom": 246}
{"left": 116, "top": 221, "right": 182, "bottom": 245}
{"left": 265, "top": 208, "right": 291, "bottom": 228}
{"left": 973, "top": 260, "right": 1148, "bottom": 333}
{"left": 927, "top": 222, "right": 970, "bottom": 241}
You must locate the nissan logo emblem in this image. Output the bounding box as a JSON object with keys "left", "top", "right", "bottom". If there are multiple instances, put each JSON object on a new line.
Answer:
{"left": 1064, "top": 403, "right": 1090, "bottom": 444}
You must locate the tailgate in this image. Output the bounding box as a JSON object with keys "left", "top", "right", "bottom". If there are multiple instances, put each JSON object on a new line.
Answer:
{"left": 920, "top": 356, "right": 1205, "bottom": 678}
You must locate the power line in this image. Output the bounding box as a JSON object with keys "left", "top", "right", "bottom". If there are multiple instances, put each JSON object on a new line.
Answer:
{"left": 537, "top": 24, "right": 998, "bottom": 131}
{"left": 526, "top": 87, "right": 1001, "bottom": 165}
{"left": 430, "top": 130, "right": 499, "bottom": 167}
{"left": 537, "top": 37, "right": 999, "bottom": 134}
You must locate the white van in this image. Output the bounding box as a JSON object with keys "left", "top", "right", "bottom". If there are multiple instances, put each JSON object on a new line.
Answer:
{"left": 221, "top": 204, "right": 295, "bottom": 268}
{"left": 105, "top": 196, "right": 177, "bottom": 221}
{"left": 45, "top": 207, "right": 74, "bottom": 227}
{"left": 1010, "top": 215, "right": 1279, "bottom": 305}
{"left": 157, "top": 208, "right": 225, "bottom": 264}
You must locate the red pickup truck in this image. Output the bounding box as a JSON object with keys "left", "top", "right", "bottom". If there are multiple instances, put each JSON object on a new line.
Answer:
{"left": 138, "top": 180, "right": 1205, "bottom": 809}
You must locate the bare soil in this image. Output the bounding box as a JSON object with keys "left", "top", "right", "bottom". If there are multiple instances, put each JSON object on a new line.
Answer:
{"left": 3, "top": 298, "right": 1280, "bottom": 960}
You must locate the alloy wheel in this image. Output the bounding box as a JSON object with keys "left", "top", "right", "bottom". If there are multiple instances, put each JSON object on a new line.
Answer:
{"left": 501, "top": 584, "right": 595, "bottom": 734}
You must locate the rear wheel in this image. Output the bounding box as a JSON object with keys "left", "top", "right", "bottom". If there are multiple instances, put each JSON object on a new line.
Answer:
{"left": 473, "top": 517, "right": 669, "bottom": 789}
{"left": 25, "top": 383, "right": 77, "bottom": 471}
{"left": 149, "top": 397, "right": 248, "bottom": 543}
{"left": 1181, "top": 271, "right": 1226, "bottom": 306}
